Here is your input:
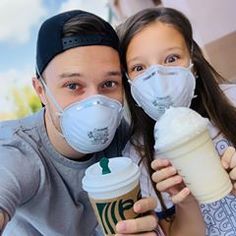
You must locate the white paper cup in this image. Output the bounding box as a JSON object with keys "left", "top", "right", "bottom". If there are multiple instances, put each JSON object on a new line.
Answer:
{"left": 82, "top": 157, "right": 141, "bottom": 235}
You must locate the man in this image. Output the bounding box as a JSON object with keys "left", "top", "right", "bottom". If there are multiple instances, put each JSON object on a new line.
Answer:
{"left": 0, "top": 10, "right": 158, "bottom": 235}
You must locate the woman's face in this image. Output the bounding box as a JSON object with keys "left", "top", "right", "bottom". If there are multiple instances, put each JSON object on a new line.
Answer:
{"left": 126, "top": 21, "right": 191, "bottom": 80}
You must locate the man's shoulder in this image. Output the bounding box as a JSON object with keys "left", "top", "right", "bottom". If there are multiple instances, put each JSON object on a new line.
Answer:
{"left": 0, "top": 109, "right": 46, "bottom": 172}
{"left": 0, "top": 109, "right": 44, "bottom": 140}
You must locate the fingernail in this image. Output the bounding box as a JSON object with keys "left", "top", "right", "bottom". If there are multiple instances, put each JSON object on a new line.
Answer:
{"left": 183, "top": 188, "right": 190, "bottom": 194}
{"left": 116, "top": 222, "right": 126, "bottom": 232}
{"left": 222, "top": 160, "right": 229, "bottom": 169}
{"left": 175, "top": 176, "right": 182, "bottom": 183}
{"left": 169, "top": 166, "right": 176, "bottom": 174}
{"left": 164, "top": 159, "right": 170, "bottom": 165}
{"left": 134, "top": 203, "right": 141, "bottom": 212}
{"left": 151, "top": 160, "right": 157, "bottom": 169}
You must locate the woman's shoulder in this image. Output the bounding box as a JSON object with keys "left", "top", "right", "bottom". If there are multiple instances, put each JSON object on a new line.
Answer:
{"left": 122, "top": 140, "right": 141, "bottom": 164}
{"left": 220, "top": 83, "right": 236, "bottom": 106}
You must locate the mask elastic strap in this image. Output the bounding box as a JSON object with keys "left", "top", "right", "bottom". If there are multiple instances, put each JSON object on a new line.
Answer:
{"left": 188, "top": 60, "right": 194, "bottom": 70}
{"left": 40, "top": 79, "right": 64, "bottom": 115}
{"left": 188, "top": 60, "right": 198, "bottom": 99}
{"left": 35, "top": 67, "right": 63, "bottom": 115}
{"left": 35, "top": 67, "right": 66, "bottom": 139}
{"left": 125, "top": 72, "right": 133, "bottom": 84}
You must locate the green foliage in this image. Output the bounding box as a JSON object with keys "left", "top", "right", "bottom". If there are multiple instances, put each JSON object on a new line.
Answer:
{"left": 10, "top": 85, "right": 42, "bottom": 118}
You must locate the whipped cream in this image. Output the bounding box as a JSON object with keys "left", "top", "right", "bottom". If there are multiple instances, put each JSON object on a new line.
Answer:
{"left": 154, "top": 107, "right": 209, "bottom": 151}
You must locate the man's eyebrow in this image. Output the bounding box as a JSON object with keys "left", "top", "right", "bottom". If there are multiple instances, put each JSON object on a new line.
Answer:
{"left": 59, "top": 72, "right": 82, "bottom": 79}
{"left": 58, "top": 70, "right": 121, "bottom": 79}
{"left": 105, "top": 70, "right": 122, "bottom": 77}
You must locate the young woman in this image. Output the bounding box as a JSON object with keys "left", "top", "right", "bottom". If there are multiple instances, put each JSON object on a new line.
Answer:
{"left": 117, "top": 7, "right": 236, "bottom": 235}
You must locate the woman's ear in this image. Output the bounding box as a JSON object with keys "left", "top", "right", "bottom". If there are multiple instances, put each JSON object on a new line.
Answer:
{"left": 32, "top": 77, "right": 47, "bottom": 105}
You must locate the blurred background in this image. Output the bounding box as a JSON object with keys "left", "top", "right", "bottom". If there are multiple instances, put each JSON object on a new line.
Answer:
{"left": 0, "top": 0, "right": 235, "bottom": 120}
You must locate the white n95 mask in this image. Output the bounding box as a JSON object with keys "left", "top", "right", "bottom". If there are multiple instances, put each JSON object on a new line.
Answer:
{"left": 59, "top": 95, "right": 123, "bottom": 153}
{"left": 128, "top": 64, "right": 196, "bottom": 121}
{"left": 40, "top": 79, "right": 123, "bottom": 153}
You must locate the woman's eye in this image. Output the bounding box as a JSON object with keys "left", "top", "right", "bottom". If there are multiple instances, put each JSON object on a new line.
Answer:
{"left": 132, "top": 65, "right": 144, "bottom": 72}
{"left": 164, "top": 55, "right": 180, "bottom": 64}
{"left": 127, "top": 65, "right": 146, "bottom": 79}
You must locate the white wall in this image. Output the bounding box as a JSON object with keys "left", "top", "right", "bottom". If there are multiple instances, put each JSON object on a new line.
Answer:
{"left": 108, "top": 0, "right": 157, "bottom": 24}
{"left": 162, "top": 0, "right": 236, "bottom": 46}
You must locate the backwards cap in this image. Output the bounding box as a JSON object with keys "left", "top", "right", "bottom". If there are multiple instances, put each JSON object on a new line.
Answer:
{"left": 36, "top": 10, "right": 119, "bottom": 75}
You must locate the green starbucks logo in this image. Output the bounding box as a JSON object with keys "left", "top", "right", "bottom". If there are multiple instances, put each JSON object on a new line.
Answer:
{"left": 96, "top": 189, "right": 141, "bottom": 234}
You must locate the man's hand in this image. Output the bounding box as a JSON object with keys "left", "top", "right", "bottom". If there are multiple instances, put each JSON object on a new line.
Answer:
{"left": 115, "top": 197, "right": 158, "bottom": 235}
{"left": 0, "top": 208, "right": 9, "bottom": 234}
{"left": 221, "top": 146, "right": 236, "bottom": 195}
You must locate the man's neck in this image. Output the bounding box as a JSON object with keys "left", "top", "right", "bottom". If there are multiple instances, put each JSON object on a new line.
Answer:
{"left": 69, "top": 153, "right": 94, "bottom": 162}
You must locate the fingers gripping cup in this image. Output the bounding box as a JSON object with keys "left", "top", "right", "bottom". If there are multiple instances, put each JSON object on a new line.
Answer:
{"left": 82, "top": 157, "right": 141, "bottom": 235}
{"left": 154, "top": 107, "right": 232, "bottom": 204}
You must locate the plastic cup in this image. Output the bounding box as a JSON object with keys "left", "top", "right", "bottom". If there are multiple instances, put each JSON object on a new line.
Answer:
{"left": 154, "top": 107, "right": 232, "bottom": 204}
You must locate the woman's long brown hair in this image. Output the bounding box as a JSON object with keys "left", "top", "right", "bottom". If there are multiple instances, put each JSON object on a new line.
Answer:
{"left": 117, "top": 7, "right": 236, "bottom": 218}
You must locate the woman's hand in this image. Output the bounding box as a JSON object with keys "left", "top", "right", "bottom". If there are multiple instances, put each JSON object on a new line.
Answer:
{"left": 221, "top": 146, "right": 236, "bottom": 195}
{"left": 151, "top": 159, "right": 191, "bottom": 204}
{"left": 151, "top": 159, "right": 205, "bottom": 236}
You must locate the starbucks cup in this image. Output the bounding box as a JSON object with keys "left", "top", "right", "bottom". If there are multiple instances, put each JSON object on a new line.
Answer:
{"left": 82, "top": 157, "right": 141, "bottom": 235}
{"left": 154, "top": 107, "right": 232, "bottom": 204}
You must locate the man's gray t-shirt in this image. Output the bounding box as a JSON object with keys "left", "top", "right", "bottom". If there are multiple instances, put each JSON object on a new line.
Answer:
{"left": 0, "top": 109, "right": 128, "bottom": 235}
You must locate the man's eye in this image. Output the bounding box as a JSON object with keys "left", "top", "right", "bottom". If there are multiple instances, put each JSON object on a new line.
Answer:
{"left": 102, "top": 81, "right": 117, "bottom": 88}
{"left": 66, "top": 83, "right": 80, "bottom": 90}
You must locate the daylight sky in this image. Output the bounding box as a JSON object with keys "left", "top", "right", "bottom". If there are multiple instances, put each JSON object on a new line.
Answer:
{"left": 0, "top": 0, "right": 109, "bottom": 112}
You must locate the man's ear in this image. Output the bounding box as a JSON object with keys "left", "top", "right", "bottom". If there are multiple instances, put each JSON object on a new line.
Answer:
{"left": 32, "top": 77, "right": 47, "bottom": 105}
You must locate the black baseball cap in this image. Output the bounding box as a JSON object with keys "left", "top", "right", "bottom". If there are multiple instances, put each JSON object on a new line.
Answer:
{"left": 36, "top": 10, "right": 120, "bottom": 75}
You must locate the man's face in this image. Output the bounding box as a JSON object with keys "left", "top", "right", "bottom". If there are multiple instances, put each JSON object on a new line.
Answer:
{"left": 36, "top": 45, "right": 123, "bottom": 131}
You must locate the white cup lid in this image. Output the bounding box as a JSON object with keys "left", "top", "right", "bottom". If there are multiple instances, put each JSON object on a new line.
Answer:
{"left": 82, "top": 157, "right": 140, "bottom": 194}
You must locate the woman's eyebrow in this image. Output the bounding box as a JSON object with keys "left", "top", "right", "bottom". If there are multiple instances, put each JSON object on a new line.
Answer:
{"left": 164, "top": 46, "right": 184, "bottom": 52}
{"left": 127, "top": 56, "right": 144, "bottom": 65}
